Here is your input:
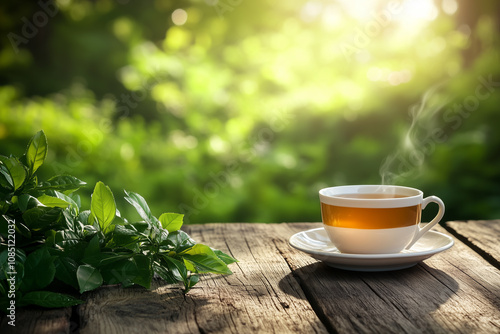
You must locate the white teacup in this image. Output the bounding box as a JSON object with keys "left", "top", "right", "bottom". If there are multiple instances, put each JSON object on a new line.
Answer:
{"left": 319, "top": 185, "right": 445, "bottom": 254}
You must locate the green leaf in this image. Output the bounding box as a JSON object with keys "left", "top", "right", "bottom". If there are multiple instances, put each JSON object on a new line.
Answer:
{"left": 0, "top": 248, "right": 26, "bottom": 287}
{"left": 213, "top": 249, "right": 238, "bottom": 265}
{"left": 71, "top": 193, "right": 82, "bottom": 209}
{"left": 20, "top": 291, "right": 83, "bottom": 308}
{"left": 17, "top": 193, "right": 44, "bottom": 211}
{"left": 186, "top": 274, "right": 199, "bottom": 292}
{"left": 0, "top": 164, "right": 13, "bottom": 190}
{"left": 110, "top": 225, "right": 140, "bottom": 248}
{"left": 22, "top": 207, "right": 63, "bottom": 231}
{"left": 131, "top": 221, "right": 149, "bottom": 234}
{"left": 82, "top": 235, "right": 101, "bottom": 264}
{"left": 159, "top": 255, "right": 200, "bottom": 292}
{"left": 21, "top": 174, "right": 38, "bottom": 193}
{"left": 100, "top": 255, "right": 152, "bottom": 288}
{"left": 124, "top": 255, "right": 152, "bottom": 288}
{"left": 83, "top": 225, "right": 97, "bottom": 239}
{"left": 15, "top": 220, "right": 31, "bottom": 238}
{"left": 0, "top": 200, "right": 9, "bottom": 215}
{"left": 38, "top": 175, "right": 86, "bottom": 193}
{"left": 53, "top": 230, "right": 87, "bottom": 260}
{"left": 91, "top": 253, "right": 131, "bottom": 267}
{"left": 81, "top": 236, "right": 127, "bottom": 268}
{"left": 91, "top": 182, "right": 116, "bottom": 232}
{"left": 0, "top": 281, "right": 6, "bottom": 296}
{"left": 124, "top": 190, "right": 158, "bottom": 226}
{"left": 77, "top": 210, "right": 91, "bottom": 226}
{"left": 158, "top": 213, "right": 184, "bottom": 232}
{"left": 77, "top": 264, "right": 103, "bottom": 293}
{"left": 21, "top": 247, "right": 56, "bottom": 292}
{"left": 83, "top": 252, "right": 120, "bottom": 268}
{"left": 150, "top": 226, "right": 169, "bottom": 244}
{"left": 37, "top": 194, "right": 70, "bottom": 208}
{"left": 180, "top": 244, "right": 232, "bottom": 275}
{"left": 161, "top": 255, "right": 188, "bottom": 285}
{"left": 25, "top": 130, "right": 48, "bottom": 176}
{"left": 164, "top": 230, "right": 195, "bottom": 253}
{"left": 50, "top": 190, "right": 79, "bottom": 218}
{"left": 54, "top": 257, "right": 79, "bottom": 289}
{"left": 0, "top": 156, "right": 26, "bottom": 191}
{"left": 183, "top": 259, "right": 196, "bottom": 273}
{"left": 153, "top": 264, "right": 178, "bottom": 284}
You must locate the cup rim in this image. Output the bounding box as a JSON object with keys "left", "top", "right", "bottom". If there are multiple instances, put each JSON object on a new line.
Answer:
{"left": 319, "top": 185, "right": 423, "bottom": 208}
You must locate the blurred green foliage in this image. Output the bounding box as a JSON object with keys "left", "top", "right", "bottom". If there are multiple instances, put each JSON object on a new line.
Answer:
{"left": 1, "top": 0, "right": 499, "bottom": 224}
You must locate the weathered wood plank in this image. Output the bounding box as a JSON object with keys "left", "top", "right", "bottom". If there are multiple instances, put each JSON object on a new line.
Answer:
{"left": 77, "top": 223, "right": 329, "bottom": 334}
{"left": 277, "top": 223, "right": 500, "bottom": 334}
{"left": 186, "top": 223, "right": 329, "bottom": 333}
{"left": 445, "top": 220, "right": 500, "bottom": 268}
{"left": 4, "top": 221, "right": 500, "bottom": 334}
{"left": 0, "top": 306, "right": 72, "bottom": 334}
{"left": 77, "top": 282, "right": 196, "bottom": 334}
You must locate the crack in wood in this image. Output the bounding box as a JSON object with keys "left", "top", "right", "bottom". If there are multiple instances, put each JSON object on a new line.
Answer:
{"left": 444, "top": 221, "right": 500, "bottom": 271}
{"left": 69, "top": 305, "right": 80, "bottom": 333}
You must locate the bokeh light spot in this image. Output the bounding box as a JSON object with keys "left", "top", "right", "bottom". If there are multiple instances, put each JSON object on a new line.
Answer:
{"left": 442, "top": 0, "right": 458, "bottom": 15}
{"left": 120, "top": 143, "right": 135, "bottom": 161}
{"left": 172, "top": 9, "right": 188, "bottom": 26}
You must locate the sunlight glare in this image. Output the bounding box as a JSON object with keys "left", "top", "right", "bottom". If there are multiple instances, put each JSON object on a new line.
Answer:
{"left": 321, "top": 4, "right": 342, "bottom": 29}
{"left": 398, "top": 0, "right": 438, "bottom": 21}
{"left": 336, "top": 0, "right": 376, "bottom": 21}
{"left": 300, "top": 1, "right": 322, "bottom": 22}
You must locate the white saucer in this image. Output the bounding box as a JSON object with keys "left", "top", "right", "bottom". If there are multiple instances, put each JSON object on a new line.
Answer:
{"left": 289, "top": 228, "right": 454, "bottom": 271}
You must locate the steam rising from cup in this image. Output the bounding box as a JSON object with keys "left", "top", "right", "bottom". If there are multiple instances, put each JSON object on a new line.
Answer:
{"left": 379, "top": 84, "right": 449, "bottom": 185}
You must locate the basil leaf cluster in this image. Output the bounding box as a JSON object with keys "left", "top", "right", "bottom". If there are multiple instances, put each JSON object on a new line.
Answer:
{"left": 0, "top": 131, "right": 237, "bottom": 310}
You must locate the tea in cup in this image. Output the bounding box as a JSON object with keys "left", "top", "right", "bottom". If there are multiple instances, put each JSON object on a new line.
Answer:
{"left": 319, "top": 185, "right": 445, "bottom": 254}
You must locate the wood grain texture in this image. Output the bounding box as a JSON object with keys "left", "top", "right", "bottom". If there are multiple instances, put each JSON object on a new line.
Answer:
{"left": 77, "top": 223, "right": 328, "bottom": 334}
{"left": 445, "top": 220, "right": 500, "bottom": 268}
{"left": 278, "top": 223, "right": 500, "bottom": 334}
{"left": 2, "top": 221, "right": 500, "bottom": 334}
{"left": 0, "top": 306, "right": 72, "bottom": 334}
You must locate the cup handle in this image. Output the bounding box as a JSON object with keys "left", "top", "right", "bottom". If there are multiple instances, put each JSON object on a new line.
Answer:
{"left": 405, "top": 196, "right": 445, "bottom": 250}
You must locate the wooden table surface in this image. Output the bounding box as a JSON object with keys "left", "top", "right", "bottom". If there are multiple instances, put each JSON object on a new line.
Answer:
{"left": 2, "top": 220, "right": 500, "bottom": 334}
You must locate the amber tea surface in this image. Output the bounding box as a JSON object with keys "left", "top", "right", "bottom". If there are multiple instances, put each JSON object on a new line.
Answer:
{"left": 321, "top": 193, "right": 421, "bottom": 229}
{"left": 335, "top": 193, "right": 408, "bottom": 199}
